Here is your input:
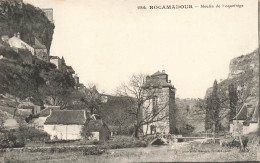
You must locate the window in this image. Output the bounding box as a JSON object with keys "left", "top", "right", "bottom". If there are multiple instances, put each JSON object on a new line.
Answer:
{"left": 152, "top": 96, "right": 158, "bottom": 115}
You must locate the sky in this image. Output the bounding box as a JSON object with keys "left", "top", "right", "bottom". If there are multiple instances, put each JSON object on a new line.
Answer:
{"left": 24, "top": 0, "right": 258, "bottom": 98}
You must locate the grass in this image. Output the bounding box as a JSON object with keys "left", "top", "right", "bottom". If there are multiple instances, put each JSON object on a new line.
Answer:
{"left": 1, "top": 143, "right": 258, "bottom": 162}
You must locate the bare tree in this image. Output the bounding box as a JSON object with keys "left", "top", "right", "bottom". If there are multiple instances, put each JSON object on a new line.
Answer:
{"left": 116, "top": 73, "right": 170, "bottom": 138}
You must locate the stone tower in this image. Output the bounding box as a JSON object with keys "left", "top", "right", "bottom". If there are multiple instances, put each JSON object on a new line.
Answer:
{"left": 142, "top": 70, "right": 176, "bottom": 135}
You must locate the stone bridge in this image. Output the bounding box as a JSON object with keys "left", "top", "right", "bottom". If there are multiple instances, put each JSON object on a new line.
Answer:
{"left": 149, "top": 134, "right": 208, "bottom": 145}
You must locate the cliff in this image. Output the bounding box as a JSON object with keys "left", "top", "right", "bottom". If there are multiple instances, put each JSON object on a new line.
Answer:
{"left": 205, "top": 49, "right": 259, "bottom": 129}
{"left": 0, "top": 0, "right": 55, "bottom": 53}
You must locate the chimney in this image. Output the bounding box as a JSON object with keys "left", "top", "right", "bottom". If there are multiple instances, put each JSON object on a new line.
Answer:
{"left": 17, "top": 32, "right": 20, "bottom": 39}
{"left": 162, "top": 69, "right": 165, "bottom": 73}
{"left": 169, "top": 80, "right": 171, "bottom": 83}
{"left": 50, "top": 108, "right": 53, "bottom": 115}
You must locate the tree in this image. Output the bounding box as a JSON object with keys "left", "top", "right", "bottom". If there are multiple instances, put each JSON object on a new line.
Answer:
{"left": 39, "top": 69, "right": 75, "bottom": 109}
{"left": 116, "top": 73, "right": 170, "bottom": 138}
{"left": 228, "top": 83, "right": 238, "bottom": 121}
{"left": 205, "top": 80, "right": 221, "bottom": 134}
{"left": 100, "top": 95, "right": 135, "bottom": 135}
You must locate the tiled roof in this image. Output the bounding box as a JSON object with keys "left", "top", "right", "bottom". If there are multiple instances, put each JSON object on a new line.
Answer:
{"left": 44, "top": 110, "right": 86, "bottom": 125}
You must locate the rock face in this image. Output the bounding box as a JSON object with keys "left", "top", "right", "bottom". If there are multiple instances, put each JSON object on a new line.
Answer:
{"left": 0, "top": 0, "right": 55, "bottom": 53}
{"left": 228, "top": 49, "right": 259, "bottom": 79}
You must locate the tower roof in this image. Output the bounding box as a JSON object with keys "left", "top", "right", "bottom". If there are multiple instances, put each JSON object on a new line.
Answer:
{"left": 151, "top": 71, "right": 166, "bottom": 77}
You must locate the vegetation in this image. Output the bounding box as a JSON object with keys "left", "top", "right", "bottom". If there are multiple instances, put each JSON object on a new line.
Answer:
{"left": 116, "top": 74, "right": 171, "bottom": 138}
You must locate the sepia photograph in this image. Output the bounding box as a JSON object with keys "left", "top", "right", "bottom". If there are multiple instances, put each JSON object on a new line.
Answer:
{"left": 0, "top": 0, "right": 259, "bottom": 162}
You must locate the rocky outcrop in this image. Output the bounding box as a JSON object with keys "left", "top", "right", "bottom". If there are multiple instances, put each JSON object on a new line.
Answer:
{"left": 228, "top": 49, "right": 258, "bottom": 79}
{"left": 0, "top": 0, "right": 54, "bottom": 53}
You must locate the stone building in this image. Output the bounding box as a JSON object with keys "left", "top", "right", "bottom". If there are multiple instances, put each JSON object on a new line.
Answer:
{"left": 33, "top": 38, "right": 48, "bottom": 61}
{"left": 50, "top": 56, "right": 62, "bottom": 69}
{"left": 142, "top": 70, "right": 176, "bottom": 135}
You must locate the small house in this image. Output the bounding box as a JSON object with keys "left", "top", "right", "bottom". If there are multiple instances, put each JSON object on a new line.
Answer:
{"left": 230, "top": 102, "right": 259, "bottom": 136}
{"left": 32, "top": 38, "right": 48, "bottom": 61}
{"left": 18, "top": 102, "right": 41, "bottom": 116}
{"left": 44, "top": 110, "right": 86, "bottom": 140}
{"left": 87, "top": 119, "right": 110, "bottom": 141}
{"left": 29, "top": 106, "right": 60, "bottom": 130}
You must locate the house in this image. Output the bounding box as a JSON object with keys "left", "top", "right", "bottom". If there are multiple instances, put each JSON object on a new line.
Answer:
{"left": 141, "top": 70, "right": 177, "bottom": 135}
{"left": 32, "top": 38, "right": 48, "bottom": 61}
{"left": 29, "top": 106, "right": 60, "bottom": 130}
{"left": 230, "top": 101, "right": 259, "bottom": 136}
{"left": 18, "top": 102, "right": 41, "bottom": 116}
{"left": 8, "top": 32, "right": 35, "bottom": 55}
{"left": 44, "top": 110, "right": 86, "bottom": 140}
{"left": 87, "top": 119, "right": 110, "bottom": 141}
{"left": 50, "top": 56, "right": 62, "bottom": 70}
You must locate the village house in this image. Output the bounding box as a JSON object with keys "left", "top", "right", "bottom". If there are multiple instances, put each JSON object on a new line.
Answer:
{"left": 230, "top": 101, "right": 259, "bottom": 136}
{"left": 29, "top": 106, "right": 60, "bottom": 131}
{"left": 142, "top": 70, "right": 176, "bottom": 135}
{"left": 18, "top": 102, "right": 41, "bottom": 116}
{"left": 2, "top": 33, "right": 48, "bottom": 61}
{"left": 32, "top": 37, "right": 48, "bottom": 61}
{"left": 7, "top": 32, "right": 35, "bottom": 55}
{"left": 44, "top": 110, "right": 86, "bottom": 140}
{"left": 49, "top": 56, "right": 62, "bottom": 69}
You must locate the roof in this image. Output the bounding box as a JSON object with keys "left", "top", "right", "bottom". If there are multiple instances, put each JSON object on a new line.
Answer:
{"left": 87, "top": 120, "right": 103, "bottom": 132}
{"left": 151, "top": 71, "right": 166, "bottom": 77}
{"left": 33, "top": 38, "right": 46, "bottom": 49}
{"left": 143, "top": 70, "right": 174, "bottom": 89}
{"left": 44, "top": 110, "right": 86, "bottom": 125}
{"left": 233, "top": 105, "right": 248, "bottom": 120}
{"left": 40, "top": 106, "right": 60, "bottom": 117}
{"left": 49, "top": 56, "right": 60, "bottom": 60}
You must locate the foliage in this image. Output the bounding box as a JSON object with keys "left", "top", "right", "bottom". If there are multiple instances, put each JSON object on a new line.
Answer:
{"left": 205, "top": 80, "right": 221, "bottom": 133}
{"left": 100, "top": 95, "right": 135, "bottom": 135}
{"left": 80, "top": 121, "right": 93, "bottom": 140}
{"left": 0, "top": 132, "right": 25, "bottom": 148}
{"left": 100, "top": 136, "right": 147, "bottom": 149}
{"left": 18, "top": 127, "right": 50, "bottom": 141}
{"left": 116, "top": 73, "right": 170, "bottom": 138}
{"left": 228, "top": 83, "right": 238, "bottom": 120}
{"left": 39, "top": 69, "right": 75, "bottom": 109}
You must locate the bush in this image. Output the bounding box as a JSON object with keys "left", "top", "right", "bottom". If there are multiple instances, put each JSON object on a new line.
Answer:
{"left": 221, "top": 136, "right": 248, "bottom": 149}
{"left": 83, "top": 146, "right": 104, "bottom": 155}
{"left": 100, "top": 136, "right": 147, "bottom": 149}
{"left": 0, "top": 132, "right": 25, "bottom": 148}
{"left": 18, "top": 127, "right": 50, "bottom": 141}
